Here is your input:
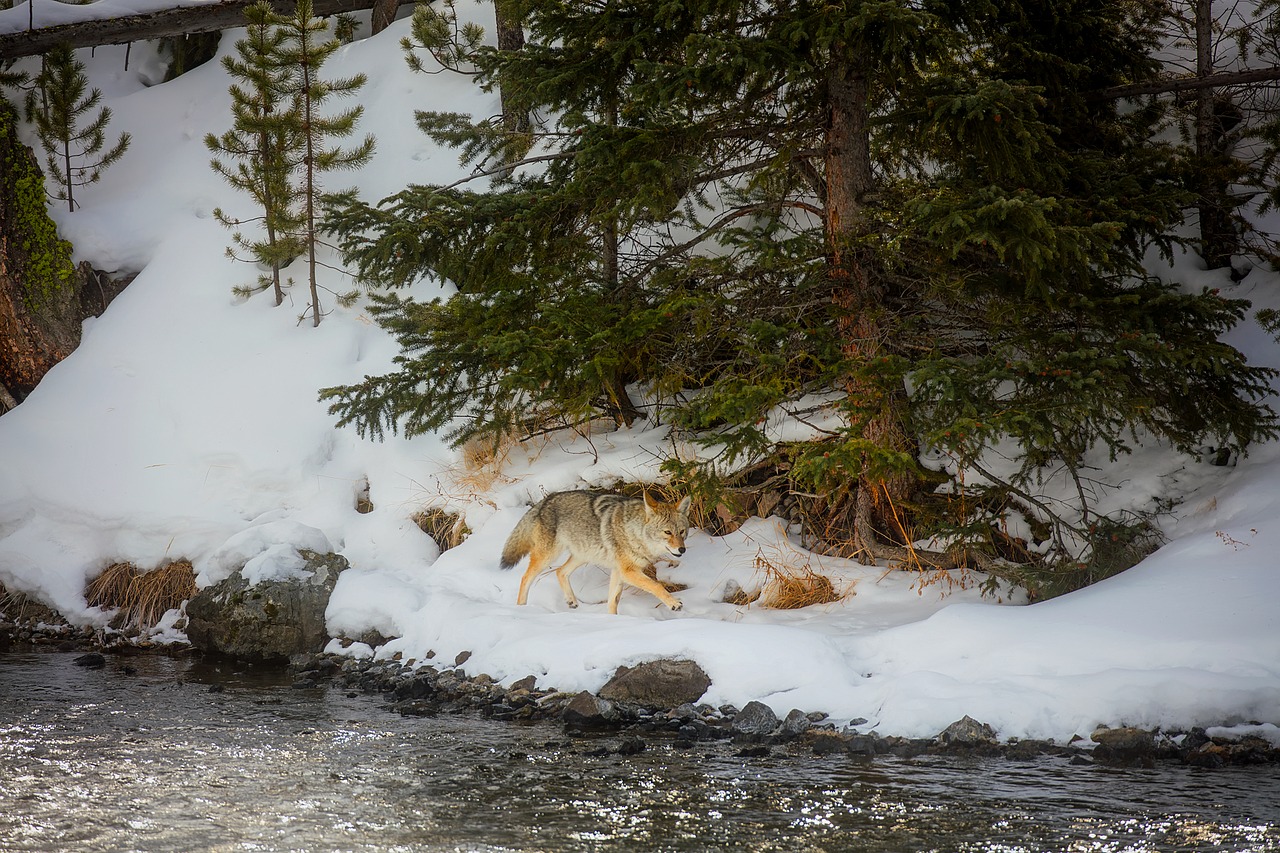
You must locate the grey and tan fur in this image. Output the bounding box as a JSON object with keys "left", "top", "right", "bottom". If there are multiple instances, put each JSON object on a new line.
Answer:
{"left": 500, "top": 490, "right": 691, "bottom": 614}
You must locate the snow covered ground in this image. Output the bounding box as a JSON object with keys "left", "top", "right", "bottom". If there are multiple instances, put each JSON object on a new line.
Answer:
{"left": 1, "top": 5, "right": 1278, "bottom": 745}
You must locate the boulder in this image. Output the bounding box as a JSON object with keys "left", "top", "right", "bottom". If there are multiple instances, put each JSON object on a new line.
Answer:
{"left": 778, "top": 708, "right": 812, "bottom": 739}
{"left": 562, "top": 690, "right": 619, "bottom": 730}
{"left": 1090, "top": 725, "right": 1158, "bottom": 766}
{"left": 732, "top": 700, "right": 781, "bottom": 736}
{"left": 598, "top": 659, "right": 711, "bottom": 709}
{"left": 937, "top": 715, "right": 998, "bottom": 746}
{"left": 186, "top": 549, "right": 348, "bottom": 663}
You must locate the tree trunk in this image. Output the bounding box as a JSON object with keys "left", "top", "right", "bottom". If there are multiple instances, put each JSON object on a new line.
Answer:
{"left": 1193, "top": 0, "right": 1240, "bottom": 270}
{"left": 0, "top": 115, "right": 81, "bottom": 412}
{"left": 823, "top": 49, "right": 917, "bottom": 560}
{"left": 369, "top": 0, "right": 399, "bottom": 35}
{"left": 301, "top": 33, "right": 321, "bottom": 327}
{"left": 495, "top": 0, "right": 530, "bottom": 137}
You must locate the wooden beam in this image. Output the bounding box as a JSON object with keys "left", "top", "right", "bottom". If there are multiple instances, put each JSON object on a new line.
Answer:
{"left": 0, "top": 0, "right": 400, "bottom": 60}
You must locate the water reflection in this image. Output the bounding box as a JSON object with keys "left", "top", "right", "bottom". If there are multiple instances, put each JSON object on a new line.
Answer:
{"left": 1, "top": 649, "right": 1278, "bottom": 852}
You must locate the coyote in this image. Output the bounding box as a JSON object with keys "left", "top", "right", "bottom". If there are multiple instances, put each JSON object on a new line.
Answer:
{"left": 500, "top": 490, "right": 691, "bottom": 614}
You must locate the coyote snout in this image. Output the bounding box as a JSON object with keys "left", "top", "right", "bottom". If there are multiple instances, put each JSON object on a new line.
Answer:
{"left": 499, "top": 490, "right": 691, "bottom": 614}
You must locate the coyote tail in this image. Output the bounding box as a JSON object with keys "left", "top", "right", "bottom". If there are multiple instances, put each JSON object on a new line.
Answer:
{"left": 500, "top": 511, "right": 536, "bottom": 569}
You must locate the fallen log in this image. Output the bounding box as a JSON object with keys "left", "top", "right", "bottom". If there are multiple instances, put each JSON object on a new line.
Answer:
{"left": 0, "top": 0, "right": 402, "bottom": 60}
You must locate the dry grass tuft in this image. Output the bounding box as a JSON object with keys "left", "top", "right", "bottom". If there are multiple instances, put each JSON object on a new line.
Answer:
{"left": 85, "top": 560, "right": 197, "bottom": 630}
{"left": 755, "top": 549, "right": 851, "bottom": 610}
{"left": 456, "top": 430, "right": 521, "bottom": 493}
{"left": 413, "top": 508, "right": 470, "bottom": 552}
{"left": 0, "top": 582, "right": 65, "bottom": 626}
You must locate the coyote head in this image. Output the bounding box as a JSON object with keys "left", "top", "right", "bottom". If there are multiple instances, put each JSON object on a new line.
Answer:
{"left": 642, "top": 492, "right": 692, "bottom": 559}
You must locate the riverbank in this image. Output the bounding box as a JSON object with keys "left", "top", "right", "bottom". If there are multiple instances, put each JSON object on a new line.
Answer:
{"left": 5, "top": 609, "right": 1277, "bottom": 772}
{"left": 9, "top": 646, "right": 1279, "bottom": 853}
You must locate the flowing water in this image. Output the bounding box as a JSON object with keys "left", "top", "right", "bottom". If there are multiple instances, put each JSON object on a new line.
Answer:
{"left": 2, "top": 648, "right": 1278, "bottom": 852}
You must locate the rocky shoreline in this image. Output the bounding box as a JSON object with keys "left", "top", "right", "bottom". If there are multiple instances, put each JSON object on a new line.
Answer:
{"left": 4, "top": 613, "right": 1278, "bottom": 771}
{"left": 306, "top": 652, "right": 1280, "bottom": 770}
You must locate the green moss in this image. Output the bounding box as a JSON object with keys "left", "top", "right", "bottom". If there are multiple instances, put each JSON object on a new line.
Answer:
{"left": 1, "top": 102, "right": 76, "bottom": 312}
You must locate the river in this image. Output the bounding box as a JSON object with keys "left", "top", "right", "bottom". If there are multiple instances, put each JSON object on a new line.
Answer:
{"left": 2, "top": 648, "right": 1278, "bottom": 852}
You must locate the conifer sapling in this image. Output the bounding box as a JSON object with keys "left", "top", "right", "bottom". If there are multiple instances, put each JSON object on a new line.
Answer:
{"left": 32, "top": 43, "right": 130, "bottom": 212}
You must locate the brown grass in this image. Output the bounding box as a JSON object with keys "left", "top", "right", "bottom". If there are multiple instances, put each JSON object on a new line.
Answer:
{"left": 456, "top": 430, "right": 521, "bottom": 493}
{"left": 0, "top": 582, "right": 62, "bottom": 623}
{"left": 755, "top": 549, "right": 852, "bottom": 610}
{"left": 84, "top": 560, "right": 197, "bottom": 630}
{"left": 413, "top": 508, "right": 470, "bottom": 552}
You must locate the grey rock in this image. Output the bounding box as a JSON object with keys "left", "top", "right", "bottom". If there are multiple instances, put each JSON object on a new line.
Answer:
{"left": 732, "top": 700, "right": 781, "bottom": 736}
{"left": 562, "top": 690, "right": 619, "bottom": 729}
{"left": 186, "top": 549, "right": 348, "bottom": 663}
{"left": 938, "top": 715, "right": 998, "bottom": 745}
{"left": 779, "top": 708, "right": 812, "bottom": 739}
{"left": 598, "top": 659, "right": 711, "bottom": 709}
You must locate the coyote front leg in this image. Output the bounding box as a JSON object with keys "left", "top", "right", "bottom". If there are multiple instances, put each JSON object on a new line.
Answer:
{"left": 607, "top": 560, "right": 684, "bottom": 614}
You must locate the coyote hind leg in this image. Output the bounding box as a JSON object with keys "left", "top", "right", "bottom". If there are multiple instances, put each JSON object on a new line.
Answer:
{"left": 516, "top": 546, "right": 556, "bottom": 606}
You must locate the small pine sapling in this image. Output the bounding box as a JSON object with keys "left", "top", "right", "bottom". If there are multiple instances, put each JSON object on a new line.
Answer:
{"left": 31, "top": 43, "right": 130, "bottom": 212}
{"left": 274, "top": 0, "right": 375, "bottom": 327}
{"left": 206, "top": 1, "right": 306, "bottom": 306}
{"left": 332, "top": 13, "right": 359, "bottom": 44}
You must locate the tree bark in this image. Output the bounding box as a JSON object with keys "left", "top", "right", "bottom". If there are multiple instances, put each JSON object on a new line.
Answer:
{"left": 823, "top": 49, "right": 917, "bottom": 559}
{"left": 369, "top": 0, "right": 399, "bottom": 35}
{"left": 0, "top": 120, "right": 81, "bottom": 409}
{"left": 0, "top": 0, "right": 399, "bottom": 60}
{"left": 1193, "top": 0, "right": 1239, "bottom": 270}
{"left": 495, "top": 0, "right": 530, "bottom": 136}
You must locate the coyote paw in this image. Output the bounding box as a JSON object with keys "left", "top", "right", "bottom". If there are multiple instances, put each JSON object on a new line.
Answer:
{"left": 669, "top": 600, "right": 683, "bottom": 612}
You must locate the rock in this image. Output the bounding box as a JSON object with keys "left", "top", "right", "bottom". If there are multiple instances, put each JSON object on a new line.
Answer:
{"left": 73, "top": 652, "right": 106, "bottom": 669}
{"left": 1186, "top": 742, "right": 1228, "bottom": 769}
{"left": 809, "top": 732, "right": 852, "bottom": 756}
{"left": 938, "top": 715, "right": 998, "bottom": 746}
{"left": 185, "top": 550, "right": 348, "bottom": 663}
{"left": 846, "top": 734, "right": 881, "bottom": 757}
{"left": 598, "top": 659, "right": 711, "bottom": 709}
{"left": 562, "top": 691, "right": 619, "bottom": 730}
{"left": 1090, "top": 726, "right": 1157, "bottom": 766}
{"left": 1090, "top": 725, "right": 1155, "bottom": 752}
{"left": 510, "top": 674, "right": 538, "bottom": 692}
{"left": 778, "top": 708, "right": 812, "bottom": 740}
{"left": 666, "top": 703, "right": 699, "bottom": 722}
{"left": 616, "top": 737, "right": 646, "bottom": 755}
{"left": 732, "top": 700, "right": 780, "bottom": 736}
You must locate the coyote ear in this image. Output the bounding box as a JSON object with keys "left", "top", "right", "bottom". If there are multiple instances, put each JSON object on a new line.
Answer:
{"left": 677, "top": 495, "right": 691, "bottom": 514}
{"left": 642, "top": 489, "right": 658, "bottom": 514}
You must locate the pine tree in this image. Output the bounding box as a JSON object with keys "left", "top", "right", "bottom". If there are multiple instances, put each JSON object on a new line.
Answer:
{"left": 324, "top": 0, "right": 1277, "bottom": 586}
{"left": 205, "top": 1, "right": 306, "bottom": 306}
{"left": 273, "top": 0, "right": 375, "bottom": 327}
{"left": 31, "top": 43, "right": 130, "bottom": 212}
